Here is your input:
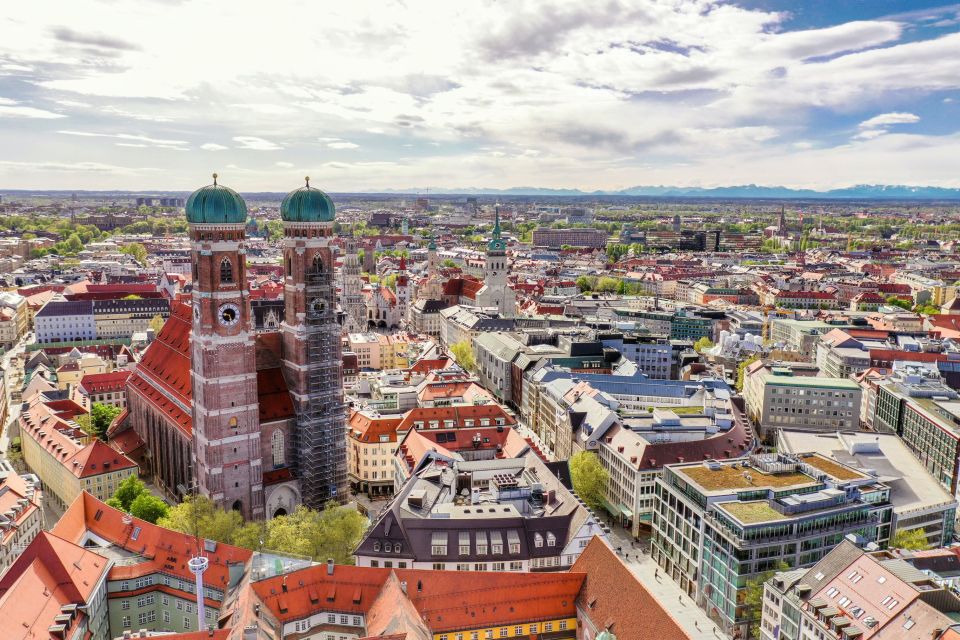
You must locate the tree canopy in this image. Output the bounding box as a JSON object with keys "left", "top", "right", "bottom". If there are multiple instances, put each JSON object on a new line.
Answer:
{"left": 159, "top": 496, "right": 367, "bottom": 563}
{"left": 106, "top": 475, "right": 170, "bottom": 523}
{"left": 449, "top": 340, "right": 477, "bottom": 372}
{"left": 569, "top": 451, "right": 609, "bottom": 512}
{"left": 890, "top": 528, "right": 931, "bottom": 551}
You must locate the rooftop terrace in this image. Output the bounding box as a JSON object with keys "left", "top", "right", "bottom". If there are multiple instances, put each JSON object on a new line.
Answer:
{"left": 677, "top": 463, "right": 817, "bottom": 492}
{"left": 717, "top": 500, "right": 788, "bottom": 524}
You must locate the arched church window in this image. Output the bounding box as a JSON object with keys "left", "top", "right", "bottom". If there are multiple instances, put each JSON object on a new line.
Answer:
{"left": 272, "top": 430, "right": 285, "bottom": 467}
{"left": 286, "top": 256, "right": 292, "bottom": 277}
{"left": 312, "top": 253, "right": 324, "bottom": 274}
{"left": 220, "top": 258, "right": 234, "bottom": 284}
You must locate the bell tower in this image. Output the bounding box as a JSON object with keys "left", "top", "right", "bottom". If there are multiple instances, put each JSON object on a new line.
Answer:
{"left": 280, "top": 177, "right": 347, "bottom": 507}
{"left": 187, "top": 174, "right": 264, "bottom": 520}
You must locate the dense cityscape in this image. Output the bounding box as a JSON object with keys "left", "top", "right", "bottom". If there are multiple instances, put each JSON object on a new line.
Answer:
{"left": 5, "top": 2, "right": 960, "bottom": 640}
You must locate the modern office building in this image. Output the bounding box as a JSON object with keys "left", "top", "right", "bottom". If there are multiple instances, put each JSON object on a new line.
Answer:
{"left": 653, "top": 453, "right": 891, "bottom": 637}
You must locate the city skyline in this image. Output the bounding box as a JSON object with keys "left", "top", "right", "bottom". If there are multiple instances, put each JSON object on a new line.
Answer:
{"left": 2, "top": 0, "right": 960, "bottom": 191}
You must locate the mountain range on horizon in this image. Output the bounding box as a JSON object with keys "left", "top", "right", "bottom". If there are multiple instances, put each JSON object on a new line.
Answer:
{"left": 4, "top": 183, "right": 960, "bottom": 200}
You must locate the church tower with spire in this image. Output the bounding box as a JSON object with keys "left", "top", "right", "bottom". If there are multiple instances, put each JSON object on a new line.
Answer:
{"left": 395, "top": 254, "right": 410, "bottom": 323}
{"left": 482, "top": 210, "right": 515, "bottom": 314}
{"left": 340, "top": 234, "right": 365, "bottom": 332}
{"left": 186, "top": 174, "right": 264, "bottom": 519}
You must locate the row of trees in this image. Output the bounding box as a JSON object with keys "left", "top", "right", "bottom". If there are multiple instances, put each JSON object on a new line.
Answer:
{"left": 105, "top": 478, "right": 368, "bottom": 564}
{"left": 575, "top": 275, "right": 652, "bottom": 296}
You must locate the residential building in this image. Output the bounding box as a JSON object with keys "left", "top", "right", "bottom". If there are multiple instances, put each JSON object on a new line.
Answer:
{"left": 0, "top": 530, "right": 111, "bottom": 640}
{"left": 19, "top": 395, "right": 137, "bottom": 510}
{"left": 52, "top": 492, "right": 252, "bottom": 637}
{"left": 247, "top": 562, "right": 583, "bottom": 640}
{"left": 0, "top": 461, "right": 43, "bottom": 576}
{"left": 760, "top": 541, "right": 960, "bottom": 640}
{"left": 91, "top": 297, "right": 170, "bottom": 340}
{"left": 356, "top": 453, "right": 605, "bottom": 572}
{"left": 78, "top": 370, "right": 131, "bottom": 408}
{"left": 347, "top": 409, "right": 403, "bottom": 497}
{"left": 34, "top": 299, "right": 96, "bottom": 344}
{"left": 0, "top": 291, "right": 27, "bottom": 349}
{"left": 653, "top": 453, "right": 888, "bottom": 637}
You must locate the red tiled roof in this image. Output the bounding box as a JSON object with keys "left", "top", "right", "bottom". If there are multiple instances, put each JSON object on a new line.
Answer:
{"left": 53, "top": 493, "right": 252, "bottom": 590}
{"left": 395, "top": 405, "right": 516, "bottom": 432}
{"left": 70, "top": 440, "right": 138, "bottom": 478}
{"left": 572, "top": 537, "right": 690, "bottom": 640}
{"left": 257, "top": 368, "right": 295, "bottom": 423}
{"left": 0, "top": 531, "right": 109, "bottom": 640}
{"left": 252, "top": 565, "right": 584, "bottom": 632}
{"left": 79, "top": 370, "right": 131, "bottom": 394}
{"left": 349, "top": 410, "right": 403, "bottom": 444}
{"left": 407, "top": 358, "right": 454, "bottom": 374}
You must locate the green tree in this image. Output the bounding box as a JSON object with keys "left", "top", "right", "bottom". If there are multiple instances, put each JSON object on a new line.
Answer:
{"left": 257, "top": 503, "right": 367, "bottom": 564}
{"left": 441, "top": 259, "right": 457, "bottom": 268}
{"left": 129, "top": 493, "right": 170, "bottom": 524}
{"left": 450, "top": 340, "right": 477, "bottom": 372}
{"left": 694, "top": 337, "right": 714, "bottom": 353}
{"left": 107, "top": 475, "right": 149, "bottom": 512}
{"left": 576, "top": 275, "right": 597, "bottom": 293}
{"left": 382, "top": 273, "right": 398, "bottom": 291}
{"left": 736, "top": 354, "right": 761, "bottom": 392}
{"left": 157, "top": 495, "right": 246, "bottom": 545}
{"left": 89, "top": 403, "right": 122, "bottom": 441}
{"left": 569, "top": 451, "right": 609, "bottom": 512}
{"left": 890, "top": 528, "right": 931, "bottom": 551}
{"left": 595, "top": 276, "right": 620, "bottom": 293}
{"left": 120, "top": 242, "right": 147, "bottom": 263}
{"left": 744, "top": 562, "right": 790, "bottom": 640}
{"left": 149, "top": 314, "right": 165, "bottom": 334}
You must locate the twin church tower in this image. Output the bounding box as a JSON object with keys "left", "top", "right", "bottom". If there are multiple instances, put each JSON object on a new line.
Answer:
{"left": 186, "top": 175, "right": 344, "bottom": 518}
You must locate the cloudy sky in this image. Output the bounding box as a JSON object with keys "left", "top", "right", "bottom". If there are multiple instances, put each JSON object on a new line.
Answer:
{"left": 2, "top": 0, "right": 960, "bottom": 192}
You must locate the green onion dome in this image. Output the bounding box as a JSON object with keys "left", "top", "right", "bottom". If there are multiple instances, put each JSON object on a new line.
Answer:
{"left": 280, "top": 177, "right": 335, "bottom": 223}
{"left": 185, "top": 173, "right": 247, "bottom": 224}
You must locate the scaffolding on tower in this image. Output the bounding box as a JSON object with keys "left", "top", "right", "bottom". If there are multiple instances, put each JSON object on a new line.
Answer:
{"left": 293, "top": 259, "right": 348, "bottom": 508}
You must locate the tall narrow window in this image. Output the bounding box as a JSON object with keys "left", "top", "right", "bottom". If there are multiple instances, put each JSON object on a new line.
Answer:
{"left": 272, "top": 430, "right": 285, "bottom": 467}
{"left": 312, "top": 253, "right": 324, "bottom": 274}
{"left": 220, "top": 258, "right": 234, "bottom": 283}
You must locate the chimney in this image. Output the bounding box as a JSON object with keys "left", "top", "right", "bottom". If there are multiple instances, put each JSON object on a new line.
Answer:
{"left": 327, "top": 558, "right": 334, "bottom": 575}
{"left": 123, "top": 632, "right": 131, "bottom": 640}
{"left": 400, "top": 581, "right": 407, "bottom": 594}
{"left": 281, "top": 576, "right": 287, "bottom": 593}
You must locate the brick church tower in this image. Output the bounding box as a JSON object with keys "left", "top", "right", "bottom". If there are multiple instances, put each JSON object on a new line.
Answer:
{"left": 187, "top": 174, "right": 264, "bottom": 519}
{"left": 280, "top": 178, "right": 347, "bottom": 507}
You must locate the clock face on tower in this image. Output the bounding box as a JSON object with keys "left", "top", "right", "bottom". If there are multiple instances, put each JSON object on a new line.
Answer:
{"left": 310, "top": 298, "right": 325, "bottom": 314}
{"left": 218, "top": 303, "right": 240, "bottom": 327}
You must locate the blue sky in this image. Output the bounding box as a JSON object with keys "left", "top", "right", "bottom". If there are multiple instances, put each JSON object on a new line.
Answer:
{"left": 1, "top": 0, "right": 960, "bottom": 191}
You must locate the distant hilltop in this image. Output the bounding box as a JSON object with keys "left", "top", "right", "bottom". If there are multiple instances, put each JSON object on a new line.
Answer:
{"left": 4, "top": 183, "right": 960, "bottom": 200}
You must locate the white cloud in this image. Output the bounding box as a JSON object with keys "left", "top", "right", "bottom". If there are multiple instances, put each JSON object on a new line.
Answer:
{"left": 232, "top": 136, "right": 282, "bottom": 150}
{"left": 0, "top": 100, "right": 65, "bottom": 118}
{"left": 0, "top": 1, "right": 959, "bottom": 188}
{"left": 58, "top": 130, "right": 188, "bottom": 146}
{"left": 275, "top": 161, "right": 294, "bottom": 168}
{"left": 858, "top": 112, "right": 921, "bottom": 129}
